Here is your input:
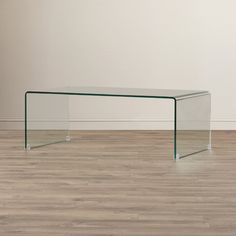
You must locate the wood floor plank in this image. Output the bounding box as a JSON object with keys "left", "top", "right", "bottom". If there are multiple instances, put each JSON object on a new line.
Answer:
{"left": 0, "top": 130, "right": 236, "bottom": 235}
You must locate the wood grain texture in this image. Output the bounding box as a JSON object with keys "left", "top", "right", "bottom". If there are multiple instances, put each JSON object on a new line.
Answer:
{"left": 0, "top": 130, "right": 236, "bottom": 235}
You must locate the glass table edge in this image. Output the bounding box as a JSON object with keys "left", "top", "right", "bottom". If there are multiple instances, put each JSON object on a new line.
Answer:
{"left": 25, "top": 90, "right": 209, "bottom": 100}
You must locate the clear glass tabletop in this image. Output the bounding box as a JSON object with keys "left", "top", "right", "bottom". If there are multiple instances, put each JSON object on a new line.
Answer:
{"left": 26, "top": 87, "right": 209, "bottom": 99}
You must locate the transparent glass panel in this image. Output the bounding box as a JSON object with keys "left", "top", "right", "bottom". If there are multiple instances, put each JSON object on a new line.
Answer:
{"left": 29, "top": 86, "right": 207, "bottom": 99}
{"left": 25, "top": 93, "right": 69, "bottom": 149}
{"left": 175, "top": 94, "right": 211, "bottom": 159}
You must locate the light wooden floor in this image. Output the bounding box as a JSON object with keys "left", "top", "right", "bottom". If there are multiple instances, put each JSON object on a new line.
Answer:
{"left": 0, "top": 130, "right": 236, "bottom": 236}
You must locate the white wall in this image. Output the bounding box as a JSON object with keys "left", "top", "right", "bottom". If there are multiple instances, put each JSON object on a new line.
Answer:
{"left": 0, "top": 0, "right": 236, "bottom": 130}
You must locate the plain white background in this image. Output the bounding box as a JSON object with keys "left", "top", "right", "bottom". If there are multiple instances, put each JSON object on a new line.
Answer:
{"left": 0, "top": 0, "right": 236, "bottom": 130}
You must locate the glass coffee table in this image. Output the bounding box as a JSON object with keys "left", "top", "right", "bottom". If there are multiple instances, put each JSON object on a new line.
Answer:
{"left": 24, "top": 87, "right": 211, "bottom": 160}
